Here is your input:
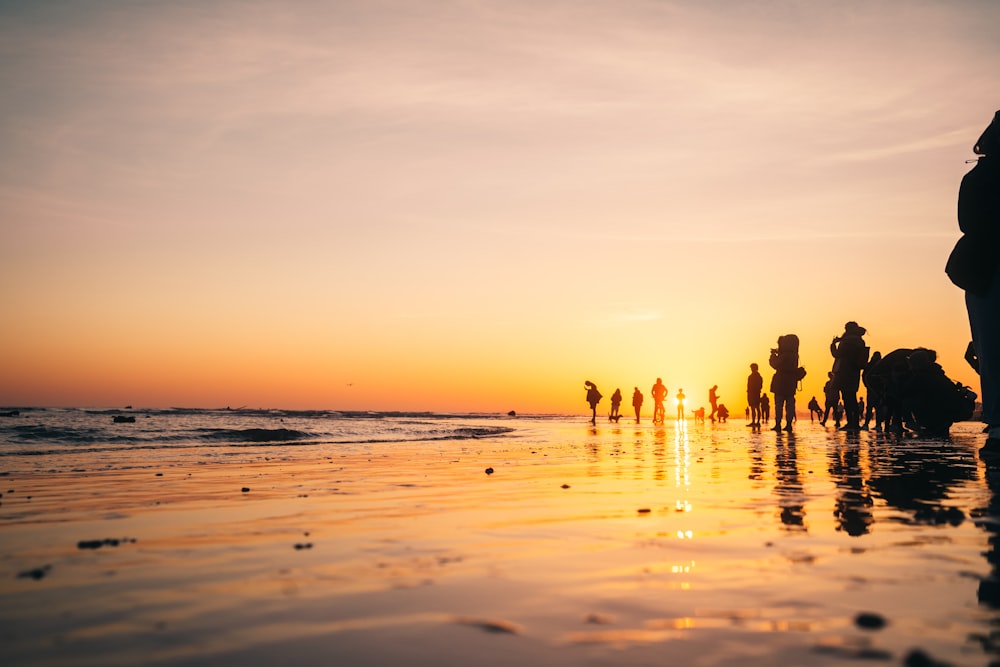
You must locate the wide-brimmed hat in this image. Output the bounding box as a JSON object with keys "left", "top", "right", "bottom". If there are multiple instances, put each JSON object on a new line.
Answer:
{"left": 844, "top": 321, "right": 867, "bottom": 335}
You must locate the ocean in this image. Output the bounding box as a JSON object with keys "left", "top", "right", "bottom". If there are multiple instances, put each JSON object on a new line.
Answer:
{"left": 0, "top": 407, "right": 524, "bottom": 462}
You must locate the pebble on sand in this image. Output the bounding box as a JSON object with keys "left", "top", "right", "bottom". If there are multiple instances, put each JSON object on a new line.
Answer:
{"left": 484, "top": 467, "right": 494, "bottom": 475}
{"left": 17, "top": 565, "right": 51, "bottom": 580}
{"left": 241, "top": 487, "right": 250, "bottom": 492}
{"left": 77, "top": 538, "right": 137, "bottom": 550}
{"left": 854, "top": 611, "right": 887, "bottom": 630}
{"left": 452, "top": 616, "right": 521, "bottom": 634}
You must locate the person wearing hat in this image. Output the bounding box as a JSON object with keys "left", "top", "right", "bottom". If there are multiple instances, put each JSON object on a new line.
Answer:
{"left": 830, "top": 321, "right": 869, "bottom": 431}
{"left": 947, "top": 110, "right": 1000, "bottom": 454}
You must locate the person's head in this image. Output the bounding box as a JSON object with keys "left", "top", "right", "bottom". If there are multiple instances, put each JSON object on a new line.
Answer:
{"left": 974, "top": 110, "right": 1000, "bottom": 156}
{"left": 750, "top": 363, "right": 758, "bottom": 371}
{"left": 844, "top": 321, "right": 867, "bottom": 336}
{"left": 656, "top": 377, "right": 662, "bottom": 383}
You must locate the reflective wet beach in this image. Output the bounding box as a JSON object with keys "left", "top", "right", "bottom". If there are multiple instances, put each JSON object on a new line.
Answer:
{"left": 1, "top": 417, "right": 998, "bottom": 666}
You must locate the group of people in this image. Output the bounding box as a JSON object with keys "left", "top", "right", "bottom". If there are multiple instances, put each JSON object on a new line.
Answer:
{"left": 584, "top": 378, "right": 734, "bottom": 426}
{"left": 584, "top": 378, "right": 727, "bottom": 426}
{"left": 585, "top": 110, "right": 998, "bottom": 447}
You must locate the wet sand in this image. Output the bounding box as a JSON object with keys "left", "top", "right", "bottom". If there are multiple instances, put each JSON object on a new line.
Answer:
{"left": 1, "top": 418, "right": 997, "bottom": 666}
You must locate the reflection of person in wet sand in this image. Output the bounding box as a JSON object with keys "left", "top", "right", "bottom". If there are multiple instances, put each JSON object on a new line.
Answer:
{"left": 651, "top": 378, "right": 667, "bottom": 424}
{"left": 584, "top": 381, "right": 602, "bottom": 425}
{"left": 632, "top": 387, "right": 643, "bottom": 424}
{"left": 609, "top": 388, "right": 622, "bottom": 422}
{"left": 676, "top": 388, "right": 686, "bottom": 420}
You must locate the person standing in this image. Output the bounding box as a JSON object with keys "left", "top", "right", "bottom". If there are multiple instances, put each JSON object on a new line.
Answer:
{"left": 746, "top": 363, "right": 763, "bottom": 427}
{"left": 584, "top": 381, "right": 602, "bottom": 426}
{"left": 609, "top": 388, "right": 622, "bottom": 422}
{"left": 807, "top": 396, "right": 822, "bottom": 423}
{"left": 760, "top": 392, "right": 770, "bottom": 424}
{"left": 830, "top": 321, "right": 869, "bottom": 432}
{"left": 947, "top": 110, "right": 1000, "bottom": 454}
{"left": 821, "top": 371, "right": 839, "bottom": 426}
{"left": 769, "top": 334, "right": 804, "bottom": 432}
{"left": 676, "top": 388, "right": 686, "bottom": 420}
{"left": 651, "top": 378, "right": 667, "bottom": 424}
{"left": 632, "top": 387, "right": 644, "bottom": 424}
{"left": 709, "top": 385, "right": 720, "bottom": 422}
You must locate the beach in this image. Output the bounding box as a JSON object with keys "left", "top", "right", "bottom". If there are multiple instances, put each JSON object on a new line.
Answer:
{"left": 1, "top": 412, "right": 998, "bottom": 666}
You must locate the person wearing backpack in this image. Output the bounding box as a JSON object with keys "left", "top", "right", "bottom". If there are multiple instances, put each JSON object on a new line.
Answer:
{"left": 769, "top": 334, "right": 803, "bottom": 432}
{"left": 946, "top": 110, "right": 1000, "bottom": 455}
{"left": 830, "top": 321, "right": 869, "bottom": 432}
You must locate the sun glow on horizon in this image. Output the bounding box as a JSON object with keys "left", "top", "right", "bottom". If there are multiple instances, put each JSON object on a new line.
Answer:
{"left": 0, "top": 1, "right": 994, "bottom": 413}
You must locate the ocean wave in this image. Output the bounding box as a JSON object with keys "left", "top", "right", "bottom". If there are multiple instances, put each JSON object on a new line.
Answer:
{"left": 196, "top": 428, "right": 313, "bottom": 443}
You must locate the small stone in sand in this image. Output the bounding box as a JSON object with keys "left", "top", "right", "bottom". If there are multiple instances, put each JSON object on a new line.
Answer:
{"left": 155, "top": 473, "right": 163, "bottom": 476}
{"left": 584, "top": 613, "right": 614, "bottom": 625}
{"left": 453, "top": 616, "right": 520, "bottom": 634}
{"left": 854, "top": 612, "right": 887, "bottom": 630}
{"left": 294, "top": 543, "right": 313, "bottom": 550}
{"left": 241, "top": 487, "right": 250, "bottom": 492}
{"left": 77, "top": 537, "right": 136, "bottom": 550}
{"left": 637, "top": 508, "right": 651, "bottom": 514}
{"left": 17, "top": 565, "right": 51, "bottom": 580}
{"left": 903, "top": 648, "right": 950, "bottom": 667}
{"left": 484, "top": 467, "right": 494, "bottom": 475}
{"left": 561, "top": 484, "right": 570, "bottom": 489}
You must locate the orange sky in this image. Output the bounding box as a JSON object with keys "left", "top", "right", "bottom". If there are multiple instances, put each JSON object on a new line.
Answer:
{"left": 0, "top": 0, "right": 996, "bottom": 414}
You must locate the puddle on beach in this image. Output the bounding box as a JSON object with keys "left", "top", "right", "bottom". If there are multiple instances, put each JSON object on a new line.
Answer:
{"left": 2, "top": 418, "right": 999, "bottom": 666}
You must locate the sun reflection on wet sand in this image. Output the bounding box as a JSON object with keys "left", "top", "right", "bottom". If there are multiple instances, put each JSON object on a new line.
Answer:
{"left": 0, "top": 418, "right": 996, "bottom": 666}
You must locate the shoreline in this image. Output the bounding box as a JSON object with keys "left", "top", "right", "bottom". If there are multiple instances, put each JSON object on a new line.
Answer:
{"left": 1, "top": 419, "right": 996, "bottom": 666}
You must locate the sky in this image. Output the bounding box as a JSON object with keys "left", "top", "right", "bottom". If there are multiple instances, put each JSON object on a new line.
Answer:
{"left": 1, "top": 0, "right": 997, "bottom": 414}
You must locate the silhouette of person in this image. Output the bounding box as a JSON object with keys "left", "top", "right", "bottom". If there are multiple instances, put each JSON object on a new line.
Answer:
{"left": 632, "top": 387, "right": 643, "bottom": 424}
{"left": 651, "top": 378, "right": 667, "bottom": 424}
{"left": 807, "top": 396, "right": 822, "bottom": 423}
{"left": 821, "top": 371, "right": 838, "bottom": 426}
{"left": 584, "top": 380, "right": 602, "bottom": 425}
{"left": 609, "top": 388, "right": 622, "bottom": 422}
{"left": 676, "top": 388, "right": 686, "bottom": 420}
{"left": 717, "top": 403, "right": 729, "bottom": 422}
{"left": 760, "top": 393, "right": 770, "bottom": 423}
{"left": 830, "top": 321, "right": 869, "bottom": 432}
{"left": 746, "top": 363, "right": 763, "bottom": 427}
{"left": 709, "top": 385, "right": 719, "bottom": 422}
{"left": 946, "top": 110, "right": 1000, "bottom": 455}
{"left": 769, "top": 334, "right": 803, "bottom": 432}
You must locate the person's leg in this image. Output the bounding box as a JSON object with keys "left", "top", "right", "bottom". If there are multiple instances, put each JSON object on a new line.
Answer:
{"left": 969, "top": 273, "right": 1000, "bottom": 443}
